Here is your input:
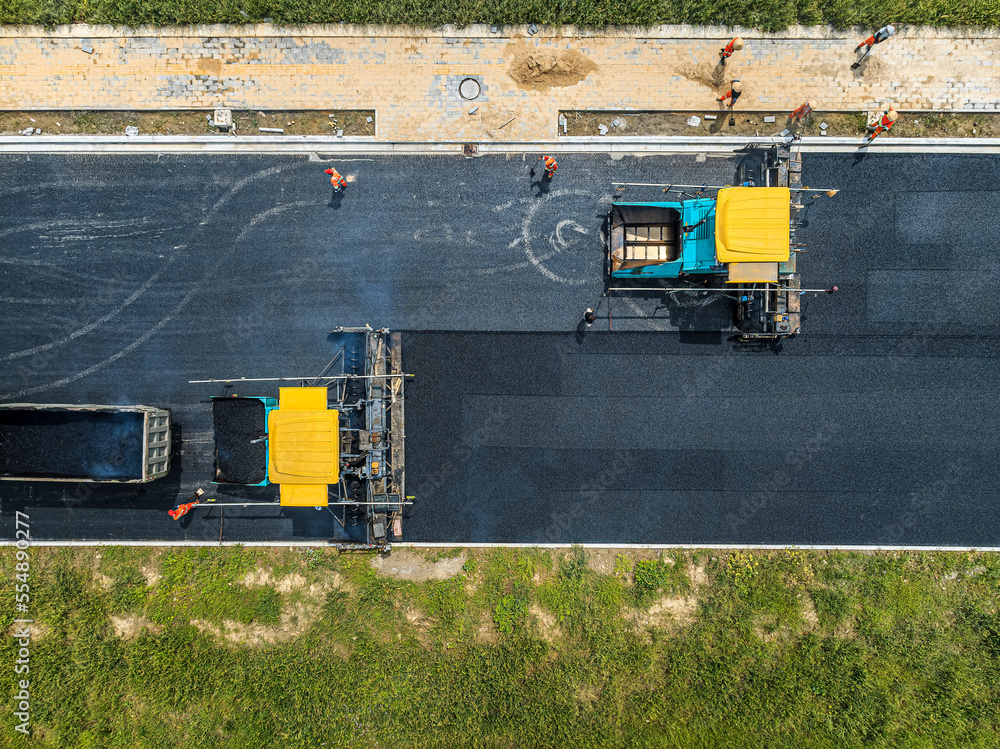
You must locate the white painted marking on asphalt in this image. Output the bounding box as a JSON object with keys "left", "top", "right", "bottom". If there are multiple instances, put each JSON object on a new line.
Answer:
{"left": 521, "top": 188, "right": 594, "bottom": 286}
{"left": 0, "top": 165, "right": 287, "bottom": 374}
{"left": 3, "top": 540, "right": 998, "bottom": 551}
{"left": 0, "top": 199, "right": 313, "bottom": 401}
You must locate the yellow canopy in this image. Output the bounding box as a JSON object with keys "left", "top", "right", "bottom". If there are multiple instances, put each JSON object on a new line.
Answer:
{"left": 268, "top": 388, "right": 338, "bottom": 506}
{"left": 715, "top": 187, "right": 791, "bottom": 263}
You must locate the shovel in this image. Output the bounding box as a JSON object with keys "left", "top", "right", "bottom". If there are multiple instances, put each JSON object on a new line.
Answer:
{"left": 851, "top": 46, "right": 872, "bottom": 70}
{"left": 529, "top": 157, "right": 542, "bottom": 177}
{"left": 728, "top": 106, "right": 735, "bottom": 127}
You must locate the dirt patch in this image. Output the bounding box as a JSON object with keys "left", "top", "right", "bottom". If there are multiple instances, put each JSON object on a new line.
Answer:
{"left": 508, "top": 47, "right": 597, "bottom": 91}
{"left": 689, "top": 562, "right": 709, "bottom": 589}
{"left": 0, "top": 109, "right": 375, "bottom": 137}
{"left": 530, "top": 604, "right": 562, "bottom": 643}
{"left": 93, "top": 572, "right": 115, "bottom": 590}
{"left": 802, "top": 598, "right": 820, "bottom": 631}
{"left": 585, "top": 548, "right": 619, "bottom": 576}
{"left": 140, "top": 567, "right": 160, "bottom": 587}
{"left": 563, "top": 110, "right": 1000, "bottom": 139}
{"left": 676, "top": 61, "right": 727, "bottom": 92}
{"left": 372, "top": 549, "right": 466, "bottom": 582}
{"left": 475, "top": 612, "right": 498, "bottom": 644}
{"left": 630, "top": 595, "right": 698, "bottom": 631}
{"left": 110, "top": 616, "right": 162, "bottom": 640}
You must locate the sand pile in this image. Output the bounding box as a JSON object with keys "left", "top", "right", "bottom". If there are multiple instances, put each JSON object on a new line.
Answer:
{"left": 508, "top": 48, "right": 598, "bottom": 91}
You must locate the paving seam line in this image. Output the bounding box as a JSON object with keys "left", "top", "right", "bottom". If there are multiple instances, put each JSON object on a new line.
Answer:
{"left": 1, "top": 540, "right": 997, "bottom": 552}
{"left": 2, "top": 136, "right": 998, "bottom": 155}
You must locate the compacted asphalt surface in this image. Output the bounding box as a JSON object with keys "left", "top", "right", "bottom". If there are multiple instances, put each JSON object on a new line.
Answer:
{"left": 0, "top": 151, "right": 996, "bottom": 544}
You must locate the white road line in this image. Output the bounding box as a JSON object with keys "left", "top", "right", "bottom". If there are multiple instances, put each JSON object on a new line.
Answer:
{"left": 0, "top": 540, "right": 996, "bottom": 551}
{"left": 2, "top": 135, "right": 999, "bottom": 155}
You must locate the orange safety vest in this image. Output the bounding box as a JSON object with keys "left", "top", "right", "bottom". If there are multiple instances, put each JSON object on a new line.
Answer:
{"left": 723, "top": 39, "right": 737, "bottom": 56}
{"left": 168, "top": 500, "right": 199, "bottom": 520}
{"left": 879, "top": 113, "right": 895, "bottom": 129}
{"left": 325, "top": 168, "right": 347, "bottom": 187}
{"left": 543, "top": 156, "right": 557, "bottom": 173}
{"left": 792, "top": 103, "right": 812, "bottom": 119}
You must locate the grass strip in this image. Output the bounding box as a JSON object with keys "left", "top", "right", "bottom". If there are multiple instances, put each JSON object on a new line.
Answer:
{"left": 0, "top": 1, "right": 998, "bottom": 32}
{"left": 2, "top": 545, "right": 1000, "bottom": 747}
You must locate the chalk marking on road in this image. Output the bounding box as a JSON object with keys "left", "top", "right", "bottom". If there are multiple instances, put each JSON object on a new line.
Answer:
{"left": 522, "top": 189, "right": 596, "bottom": 287}
{"left": 0, "top": 165, "right": 289, "bottom": 374}
{"left": 0, "top": 200, "right": 313, "bottom": 401}
{"left": 0, "top": 268, "right": 167, "bottom": 362}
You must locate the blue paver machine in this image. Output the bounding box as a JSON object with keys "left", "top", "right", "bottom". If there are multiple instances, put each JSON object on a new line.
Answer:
{"left": 607, "top": 145, "right": 837, "bottom": 338}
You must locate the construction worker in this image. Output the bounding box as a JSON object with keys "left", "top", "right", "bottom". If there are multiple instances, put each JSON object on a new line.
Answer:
{"left": 720, "top": 37, "right": 744, "bottom": 65}
{"left": 856, "top": 25, "right": 896, "bottom": 53}
{"left": 718, "top": 80, "right": 742, "bottom": 106}
{"left": 541, "top": 155, "right": 558, "bottom": 180}
{"left": 865, "top": 106, "right": 898, "bottom": 141}
{"left": 168, "top": 488, "right": 204, "bottom": 520}
{"left": 168, "top": 499, "right": 200, "bottom": 520}
{"left": 584, "top": 308, "right": 596, "bottom": 326}
{"left": 324, "top": 167, "right": 347, "bottom": 191}
{"left": 790, "top": 100, "right": 817, "bottom": 123}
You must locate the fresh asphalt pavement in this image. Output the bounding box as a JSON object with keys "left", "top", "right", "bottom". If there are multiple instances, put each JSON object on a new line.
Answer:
{"left": 0, "top": 152, "right": 996, "bottom": 545}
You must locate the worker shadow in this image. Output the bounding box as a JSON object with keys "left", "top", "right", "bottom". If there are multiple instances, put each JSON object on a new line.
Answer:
{"left": 851, "top": 54, "right": 873, "bottom": 77}
{"left": 851, "top": 146, "right": 871, "bottom": 165}
{"left": 328, "top": 189, "right": 345, "bottom": 209}
{"left": 531, "top": 176, "right": 552, "bottom": 196}
{"left": 711, "top": 61, "right": 727, "bottom": 86}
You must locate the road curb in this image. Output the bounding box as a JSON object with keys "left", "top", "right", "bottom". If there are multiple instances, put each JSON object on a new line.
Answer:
{"left": 3, "top": 135, "right": 1000, "bottom": 155}
{"left": 2, "top": 540, "right": 998, "bottom": 551}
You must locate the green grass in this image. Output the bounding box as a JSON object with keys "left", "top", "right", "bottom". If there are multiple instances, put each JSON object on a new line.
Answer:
{"left": 0, "top": 0, "right": 997, "bottom": 31}
{"left": 3, "top": 547, "right": 1000, "bottom": 747}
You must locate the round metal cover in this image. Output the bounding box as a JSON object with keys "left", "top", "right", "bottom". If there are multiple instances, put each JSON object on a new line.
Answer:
{"left": 459, "top": 78, "right": 481, "bottom": 100}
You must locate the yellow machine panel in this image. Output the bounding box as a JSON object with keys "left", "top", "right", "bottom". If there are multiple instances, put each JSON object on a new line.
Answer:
{"left": 715, "top": 187, "right": 791, "bottom": 263}
{"left": 279, "top": 483, "right": 329, "bottom": 507}
{"left": 268, "top": 409, "right": 340, "bottom": 484}
{"left": 269, "top": 387, "right": 339, "bottom": 506}
{"left": 726, "top": 262, "right": 779, "bottom": 283}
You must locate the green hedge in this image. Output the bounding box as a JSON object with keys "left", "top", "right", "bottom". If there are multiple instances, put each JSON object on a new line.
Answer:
{"left": 1, "top": 0, "right": 998, "bottom": 32}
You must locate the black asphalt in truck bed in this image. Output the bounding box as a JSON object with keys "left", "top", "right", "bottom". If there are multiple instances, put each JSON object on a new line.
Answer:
{"left": 0, "top": 409, "right": 144, "bottom": 481}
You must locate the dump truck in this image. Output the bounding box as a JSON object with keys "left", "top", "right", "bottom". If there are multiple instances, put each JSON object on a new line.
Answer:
{"left": 205, "top": 327, "right": 407, "bottom": 549}
{"left": 607, "top": 145, "right": 835, "bottom": 338}
{"left": 0, "top": 403, "right": 171, "bottom": 483}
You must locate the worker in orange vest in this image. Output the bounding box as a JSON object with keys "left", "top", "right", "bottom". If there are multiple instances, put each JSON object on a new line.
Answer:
{"left": 324, "top": 167, "right": 347, "bottom": 191}
{"left": 790, "top": 100, "right": 817, "bottom": 123}
{"left": 718, "top": 80, "right": 742, "bottom": 106}
{"left": 168, "top": 488, "right": 205, "bottom": 520}
{"left": 856, "top": 25, "right": 896, "bottom": 53}
{"left": 542, "top": 155, "right": 558, "bottom": 179}
{"left": 865, "top": 106, "right": 898, "bottom": 142}
{"left": 720, "top": 37, "right": 744, "bottom": 65}
{"left": 168, "top": 500, "right": 200, "bottom": 520}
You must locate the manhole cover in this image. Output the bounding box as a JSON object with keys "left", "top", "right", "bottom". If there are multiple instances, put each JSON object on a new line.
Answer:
{"left": 459, "top": 78, "right": 481, "bottom": 100}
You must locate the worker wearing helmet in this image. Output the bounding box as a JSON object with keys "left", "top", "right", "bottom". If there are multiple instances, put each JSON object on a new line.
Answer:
{"left": 865, "top": 106, "right": 899, "bottom": 142}
{"left": 790, "top": 100, "right": 818, "bottom": 122}
{"left": 718, "top": 80, "right": 742, "bottom": 106}
{"left": 856, "top": 25, "right": 896, "bottom": 53}
{"left": 720, "top": 37, "right": 744, "bottom": 65}
{"left": 542, "top": 155, "right": 558, "bottom": 180}
{"left": 324, "top": 167, "right": 347, "bottom": 191}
